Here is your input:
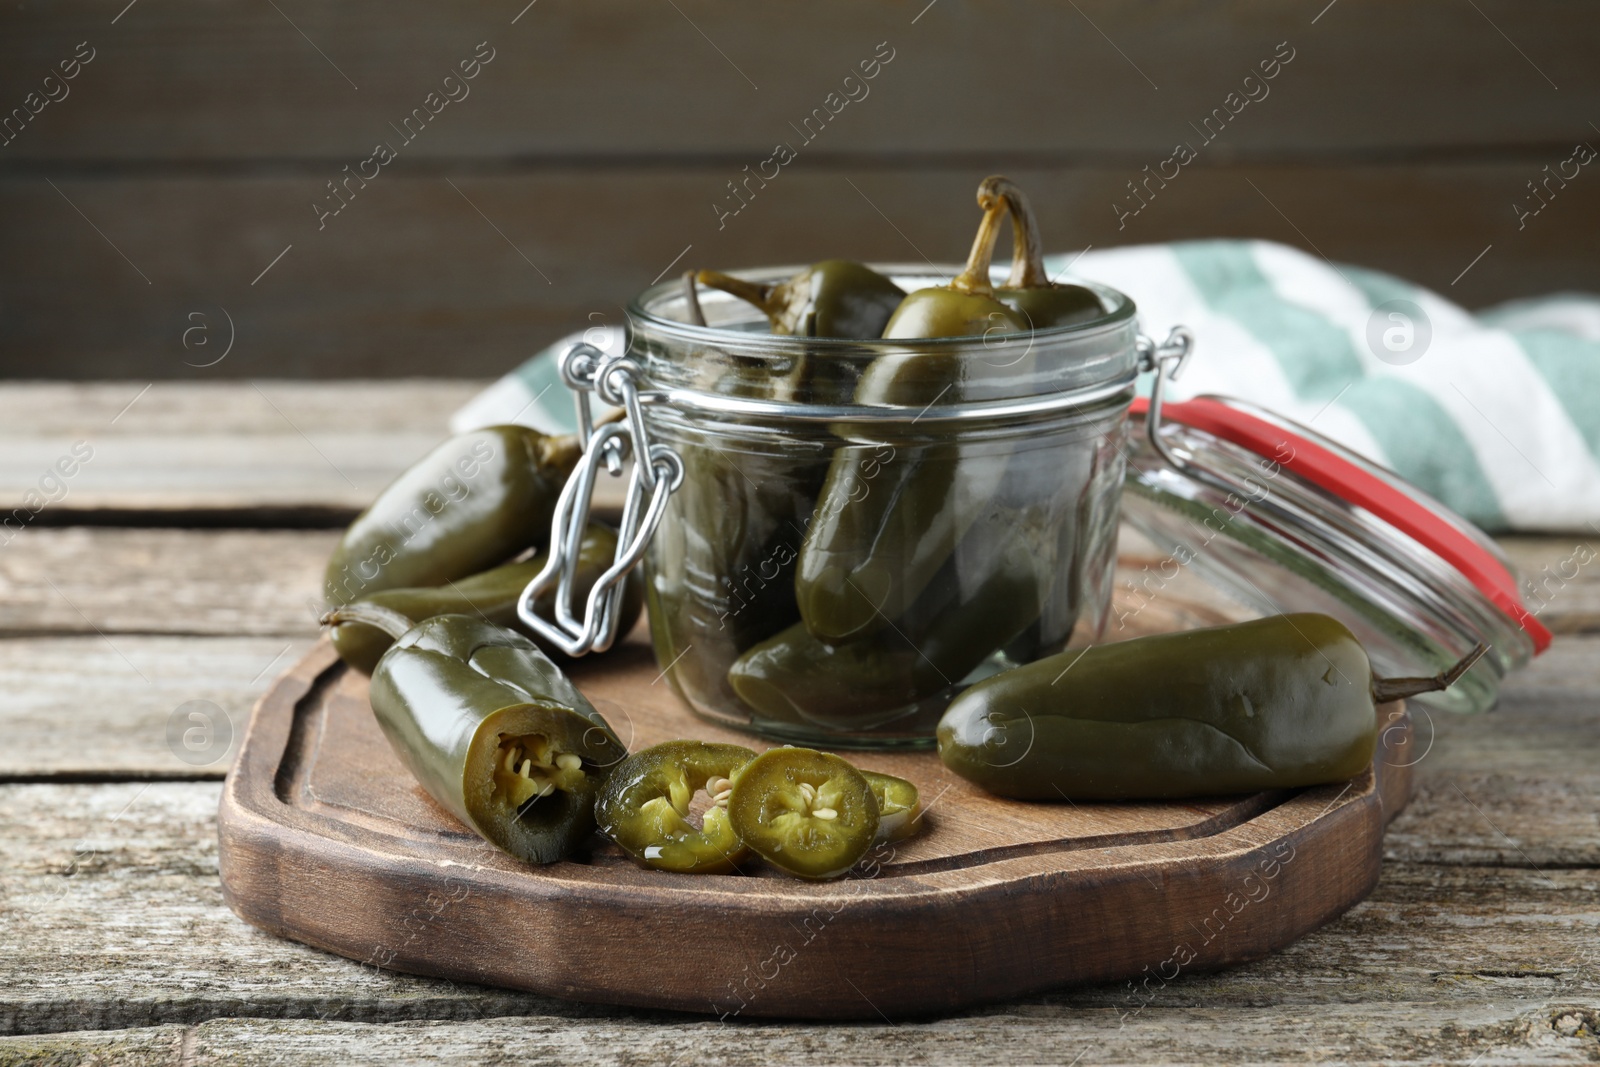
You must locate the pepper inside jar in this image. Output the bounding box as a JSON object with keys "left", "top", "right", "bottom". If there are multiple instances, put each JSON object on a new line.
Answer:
{"left": 623, "top": 260, "right": 1142, "bottom": 748}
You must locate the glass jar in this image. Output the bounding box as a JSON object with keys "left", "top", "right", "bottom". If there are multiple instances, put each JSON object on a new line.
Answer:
{"left": 618, "top": 265, "right": 1152, "bottom": 749}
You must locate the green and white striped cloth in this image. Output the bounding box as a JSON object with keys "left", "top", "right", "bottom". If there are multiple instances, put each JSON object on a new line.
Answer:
{"left": 1056, "top": 240, "right": 1600, "bottom": 533}
{"left": 454, "top": 240, "right": 1600, "bottom": 532}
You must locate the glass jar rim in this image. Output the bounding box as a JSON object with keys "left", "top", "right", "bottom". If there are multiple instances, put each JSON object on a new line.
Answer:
{"left": 623, "top": 262, "right": 1142, "bottom": 423}
{"left": 624, "top": 261, "right": 1139, "bottom": 353}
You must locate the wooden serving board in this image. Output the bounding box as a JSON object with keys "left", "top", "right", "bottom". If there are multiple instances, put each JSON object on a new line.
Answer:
{"left": 218, "top": 616, "right": 1416, "bottom": 1021}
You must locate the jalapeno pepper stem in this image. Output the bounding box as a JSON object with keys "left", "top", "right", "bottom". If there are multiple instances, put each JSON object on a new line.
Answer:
{"left": 320, "top": 603, "right": 415, "bottom": 640}
{"left": 682, "top": 270, "right": 707, "bottom": 326}
{"left": 1370, "top": 643, "right": 1489, "bottom": 705}
{"left": 985, "top": 176, "right": 1051, "bottom": 289}
{"left": 950, "top": 179, "right": 1012, "bottom": 297}
{"left": 695, "top": 270, "right": 778, "bottom": 317}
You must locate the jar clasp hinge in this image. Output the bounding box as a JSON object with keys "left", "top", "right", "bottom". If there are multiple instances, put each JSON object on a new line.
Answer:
{"left": 1137, "top": 325, "right": 1196, "bottom": 472}
{"left": 515, "top": 341, "right": 684, "bottom": 657}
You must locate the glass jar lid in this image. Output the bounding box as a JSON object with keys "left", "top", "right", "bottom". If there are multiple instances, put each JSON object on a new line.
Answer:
{"left": 1123, "top": 393, "right": 1548, "bottom": 714}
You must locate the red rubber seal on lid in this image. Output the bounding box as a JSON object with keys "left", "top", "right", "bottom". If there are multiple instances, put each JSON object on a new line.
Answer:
{"left": 1131, "top": 395, "right": 1551, "bottom": 654}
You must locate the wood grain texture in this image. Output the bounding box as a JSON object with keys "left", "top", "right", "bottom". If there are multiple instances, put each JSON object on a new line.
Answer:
{"left": 4, "top": 165, "right": 1594, "bottom": 379}
{"left": 5, "top": 1000, "right": 1600, "bottom": 1067}
{"left": 5, "top": 1, "right": 1593, "bottom": 380}
{"left": 0, "top": 636, "right": 314, "bottom": 779}
{"left": 0, "top": 1, "right": 1592, "bottom": 161}
{"left": 1499, "top": 536, "right": 1600, "bottom": 636}
{"left": 5, "top": 780, "right": 1598, "bottom": 1038}
{"left": 0, "top": 529, "right": 332, "bottom": 637}
{"left": 0, "top": 381, "right": 479, "bottom": 517}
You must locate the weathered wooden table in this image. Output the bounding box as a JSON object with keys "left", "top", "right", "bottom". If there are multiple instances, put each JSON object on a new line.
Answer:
{"left": 2, "top": 381, "right": 1596, "bottom": 1064}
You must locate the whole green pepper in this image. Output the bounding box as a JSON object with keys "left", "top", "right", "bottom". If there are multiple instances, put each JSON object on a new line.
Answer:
{"left": 328, "top": 523, "right": 644, "bottom": 674}
{"left": 324, "top": 606, "right": 627, "bottom": 864}
{"left": 938, "top": 613, "right": 1486, "bottom": 800}
{"left": 695, "top": 260, "right": 904, "bottom": 339}
{"left": 324, "top": 425, "right": 579, "bottom": 608}
{"left": 796, "top": 181, "right": 1024, "bottom": 643}
{"left": 731, "top": 537, "right": 1043, "bottom": 730}
{"left": 989, "top": 177, "right": 1104, "bottom": 330}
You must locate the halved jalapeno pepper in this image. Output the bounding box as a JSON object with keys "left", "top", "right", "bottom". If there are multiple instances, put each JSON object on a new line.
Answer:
{"left": 323, "top": 606, "right": 626, "bottom": 864}
{"left": 595, "top": 740, "right": 758, "bottom": 874}
{"left": 727, "top": 747, "right": 878, "bottom": 880}
{"left": 860, "top": 770, "right": 921, "bottom": 843}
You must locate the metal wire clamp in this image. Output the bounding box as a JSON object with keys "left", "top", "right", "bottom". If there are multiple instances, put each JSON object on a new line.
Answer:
{"left": 516, "top": 341, "right": 683, "bottom": 657}
{"left": 1138, "top": 325, "right": 1197, "bottom": 471}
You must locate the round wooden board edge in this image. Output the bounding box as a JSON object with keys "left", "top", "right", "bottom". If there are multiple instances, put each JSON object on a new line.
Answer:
{"left": 217, "top": 640, "right": 1413, "bottom": 1020}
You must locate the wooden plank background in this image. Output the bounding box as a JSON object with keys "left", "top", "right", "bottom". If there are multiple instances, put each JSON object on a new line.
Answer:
{"left": 2, "top": 1, "right": 1596, "bottom": 378}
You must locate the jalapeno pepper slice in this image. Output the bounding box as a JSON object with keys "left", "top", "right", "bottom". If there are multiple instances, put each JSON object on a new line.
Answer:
{"left": 596, "top": 741, "right": 758, "bottom": 874}
{"left": 860, "top": 770, "right": 922, "bottom": 843}
{"left": 727, "top": 747, "right": 878, "bottom": 879}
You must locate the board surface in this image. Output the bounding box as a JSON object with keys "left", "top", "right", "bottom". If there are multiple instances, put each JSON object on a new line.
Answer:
{"left": 218, "top": 629, "right": 1415, "bottom": 1020}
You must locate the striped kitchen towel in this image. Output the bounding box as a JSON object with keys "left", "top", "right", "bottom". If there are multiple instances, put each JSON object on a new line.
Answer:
{"left": 454, "top": 240, "right": 1600, "bottom": 532}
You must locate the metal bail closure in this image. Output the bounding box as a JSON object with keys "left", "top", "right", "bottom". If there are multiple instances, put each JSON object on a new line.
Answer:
{"left": 516, "top": 341, "right": 684, "bottom": 657}
{"left": 1137, "top": 325, "right": 1196, "bottom": 472}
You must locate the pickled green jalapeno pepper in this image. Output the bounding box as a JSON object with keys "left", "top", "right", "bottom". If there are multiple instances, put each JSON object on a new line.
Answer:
{"left": 324, "top": 607, "right": 627, "bottom": 864}
{"left": 860, "top": 770, "right": 921, "bottom": 842}
{"left": 328, "top": 523, "right": 644, "bottom": 674}
{"left": 989, "top": 177, "right": 1103, "bottom": 330}
{"left": 729, "top": 537, "right": 1043, "bottom": 729}
{"left": 796, "top": 181, "right": 1024, "bottom": 643}
{"left": 595, "top": 740, "right": 757, "bottom": 874}
{"left": 876, "top": 180, "right": 1027, "bottom": 340}
{"left": 997, "top": 417, "right": 1125, "bottom": 663}
{"left": 695, "top": 260, "right": 904, "bottom": 339}
{"left": 647, "top": 414, "right": 821, "bottom": 714}
{"left": 324, "top": 425, "right": 579, "bottom": 607}
{"left": 728, "top": 747, "right": 879, "bottom": 879}
{"left": 693, "top": 263, "right": 900, "bottom": 405}
{"left": 938, "top": 613, "right": 1487, "bottom": 800}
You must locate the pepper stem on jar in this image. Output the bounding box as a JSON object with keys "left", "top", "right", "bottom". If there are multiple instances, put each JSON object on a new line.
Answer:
{"left": 1370, "top": 643, "right": 1488, "bottom": 705}
{"left": 682, "top": 270, "right": 707, "bottom": 326}
{"left": 986, "top": 175, "right": 1051, "bottom": 289}
{"left": 694, "top": 270, "right": 780, "bottom": 317}
{"left": 949, "top": 180, "right": 1012, "bottom": 297}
